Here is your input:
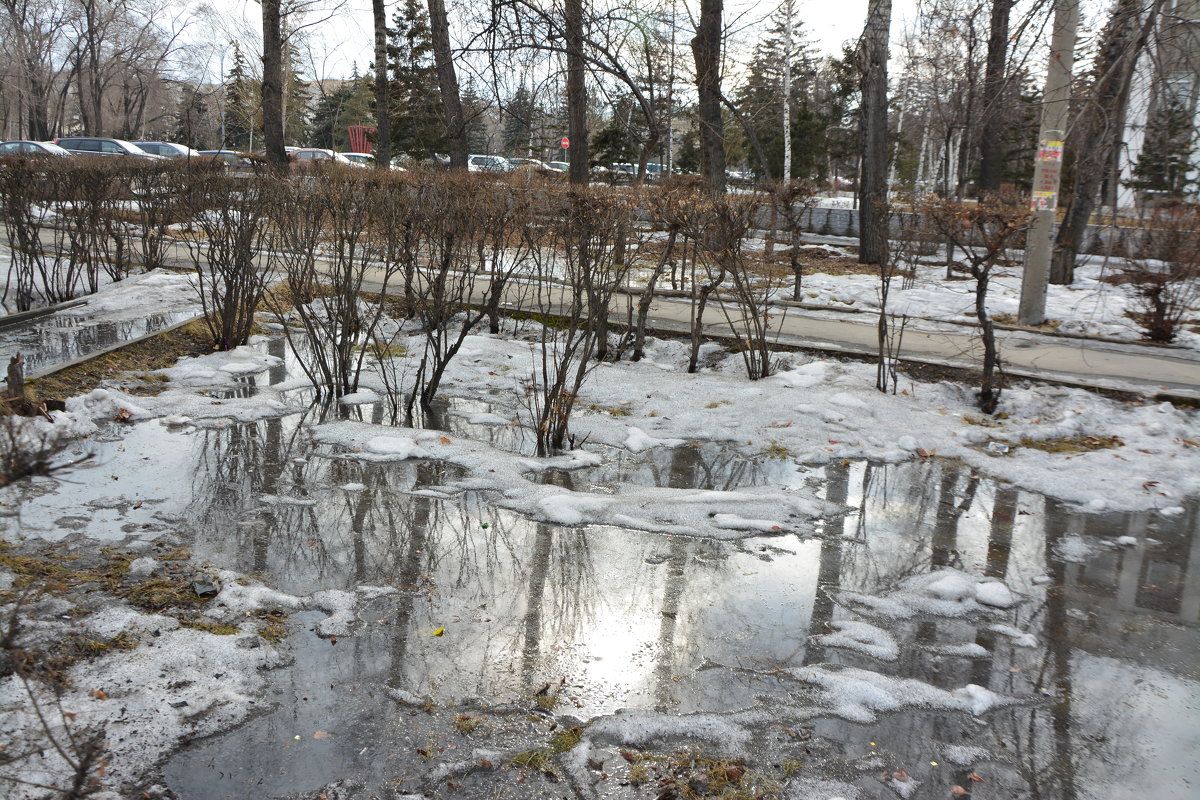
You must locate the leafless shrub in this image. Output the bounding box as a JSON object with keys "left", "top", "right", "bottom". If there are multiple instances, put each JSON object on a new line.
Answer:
{"left": 1, "top": 591, "right": 109, "bottom": 798}
{"left": 771, "top": 180, "right": 819, "bottom": 301}
{"left": 268, "top": 167, "right": 397, "bottom": 398}
{"left": 1121, "top": 207, "right": 1199, "bottom": 343}
{"left": 526, "top": 188, "right": 632, "bottom": 454}
{"left": 922, "top": 192, "right": 1031, "bottom": 413}
{"left": 183, "top": 169, "right": 280, "bottom": 351}
{"left": 402, "top": 174, "right": 534, "bottom": 418}
{"left": 666, "top": 191, "right": 780, "bottom": 379}
{"left": 0, "top": 158, "right": 77, "bottom": 310}
{"left": 877, "top": 209, "right": 920, "bottom": 393}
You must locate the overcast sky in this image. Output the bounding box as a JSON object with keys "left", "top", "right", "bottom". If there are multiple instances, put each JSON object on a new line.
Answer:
{"left": 195, "top": 0, "right": 922, "bottom": 82}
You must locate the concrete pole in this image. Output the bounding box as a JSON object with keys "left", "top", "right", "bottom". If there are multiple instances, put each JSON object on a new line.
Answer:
{"left": 1019, "top": 0, "right": 1079, "bottom": 325}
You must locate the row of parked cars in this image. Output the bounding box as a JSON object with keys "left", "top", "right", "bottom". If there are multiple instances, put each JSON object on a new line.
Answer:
{"left": 0, "top": 138, "right": 679, "bottom": 183}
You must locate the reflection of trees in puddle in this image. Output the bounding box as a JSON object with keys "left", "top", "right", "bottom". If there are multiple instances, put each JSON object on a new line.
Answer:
{"left": 164, "top": 407, "right": 1200, "bottom": 798}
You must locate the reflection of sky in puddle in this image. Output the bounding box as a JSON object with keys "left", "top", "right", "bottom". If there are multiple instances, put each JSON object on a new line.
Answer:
{"left": 8, "top": 408, "right": 1199, "bottom": 800}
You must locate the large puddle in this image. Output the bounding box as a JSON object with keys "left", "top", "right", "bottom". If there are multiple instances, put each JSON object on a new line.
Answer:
{"left": 7, "top": 401, "right": 1197, "bottom": 799}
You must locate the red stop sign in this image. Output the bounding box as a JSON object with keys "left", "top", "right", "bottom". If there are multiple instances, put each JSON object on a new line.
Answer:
{"left": 561, "top": 137, "right": 570, "bottom": 149}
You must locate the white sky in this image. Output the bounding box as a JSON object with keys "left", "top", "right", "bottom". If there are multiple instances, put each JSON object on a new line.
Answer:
{"left": 191, "top": 0, "right": 922, "bottom": 83}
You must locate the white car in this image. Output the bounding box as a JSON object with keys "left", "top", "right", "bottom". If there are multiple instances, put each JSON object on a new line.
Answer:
{"left": 467, "top": 154, "right": 512, "bottom": 173}
{"left": 340, "top": 152, "right": 375, "bottom": 166}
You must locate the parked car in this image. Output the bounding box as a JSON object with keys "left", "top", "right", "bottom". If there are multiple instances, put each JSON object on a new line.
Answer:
{"left": 547, "top": 161, "right": 568, "bottom": 172}
{"left": 54, "top": 137, "right": 162, "bottom": 159}
{"left": 467, "top": 154, "right": 512, "bottom": 173}
{"left": 644, "top": 163, "right": 667, "bottom": 181}
{"left": 288, "top": 148, "right": 357, "bottom": 173}
{"left": 198, "top": 150, "right": 263, "bottom": 174}
{"left": 508, "top": 157, "right": 559, "bottom": 177}
{"left": 0, "top": 140, "right": 72, "bottom": 157}
{"left": 340, "top": 152, "right": 375, "bottom": 166}
{"left": 134, "top": 141, "right": 204, "bottom": 158}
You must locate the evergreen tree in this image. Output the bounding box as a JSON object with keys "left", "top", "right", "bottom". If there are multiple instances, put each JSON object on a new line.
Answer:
{"left": 1131, "top": 94, "right": 1197, "bottom": 198}
{"left": 732, "top": 11, "right": 825, "bottom": 180}
{"left": 386, "top": 0, "right": 445, "bottom": 157}
{"left": 224, "top": 42, "right": 260, "bottom": 149}
{"left": 460, "top": 82, "right": 491, "bottom": 153}
{"left": 589, "top": 94, "right": 645, "bottom": 167}
{"left": 502, "top": 85, "right": 535, "bottom": 156}
{"left": 280, "top": 21, "right": 311, "bottom": 146}
{"left": 308, "top": 73, "right": 374, "bottom": 150}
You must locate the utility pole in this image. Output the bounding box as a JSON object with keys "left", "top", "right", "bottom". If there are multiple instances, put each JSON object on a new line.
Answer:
{"left": 1019, "top": 0, "right": 1079, "bottom": 325}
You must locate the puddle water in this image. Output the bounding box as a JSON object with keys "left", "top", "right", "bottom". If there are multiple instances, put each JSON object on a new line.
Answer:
{"left": 0, "top": 309, "right": 199, "bottom": 376}
{"left": 6, "top": 406, "right": 1198, "bottom": 798}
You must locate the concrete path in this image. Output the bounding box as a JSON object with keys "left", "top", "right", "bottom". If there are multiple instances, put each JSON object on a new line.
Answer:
{"left": 5, "top": 232, "right": 1198, "bottom": 400}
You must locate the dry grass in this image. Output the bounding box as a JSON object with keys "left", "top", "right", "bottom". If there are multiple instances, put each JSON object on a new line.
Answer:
{"left": 1017, "top": 434, "right": 1124, "bottom": 453}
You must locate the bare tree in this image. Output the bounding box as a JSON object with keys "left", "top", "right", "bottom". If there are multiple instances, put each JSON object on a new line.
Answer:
{"left": 260, "top": 0, "right": 288, "bottom": 167}
{"left": 692, "top": 0, "right": 725, "bottom": 193}
{"left": 428, "top": 0, "right": 467, "bottom": 168}
{"left": 977, "top": 0, "right": 1013, "bottom": 192}
{"left": 923, "top": 192, "right": 1030, "bottom": 413}
{"left": 371, "top": 0, "right": 392, "bottom": 169}
{"left": 1049, "top": 0, "right": 1165, "bottom": 284}
{"left": 859, "top": 0, "right": 892, "bottom": 264}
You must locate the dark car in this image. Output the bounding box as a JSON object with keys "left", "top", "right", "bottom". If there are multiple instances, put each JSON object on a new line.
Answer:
{"left": 0, "top": 140, "right": 72, "bottom": 157}
{"left": 55, "top": 137, "right": 162, "bottom": 159}
{"left": 134, "top": 141, "right": 204, "bottom": 158}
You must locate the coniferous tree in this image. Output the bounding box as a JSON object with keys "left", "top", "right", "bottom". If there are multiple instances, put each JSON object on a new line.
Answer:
{"left": 502, "top": 85, "right": 535, "bottom": 156}
{"left": 387, "top": 0, "right": 445, "bottom": 158}
{"left": 225, "top": 43, "right": 260, "bottom": 150}
{"left": 733, "top": 12, "right": 823, "bottom": 180}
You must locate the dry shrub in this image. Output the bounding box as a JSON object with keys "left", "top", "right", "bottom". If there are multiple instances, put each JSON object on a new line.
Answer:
{"left": 1121, "top": 207, "right": 1199, "bottom": 343}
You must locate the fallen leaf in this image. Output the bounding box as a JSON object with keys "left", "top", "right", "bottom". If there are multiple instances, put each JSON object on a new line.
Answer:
{"left": 439, "top": 436, "right": 452, "bottom": 445}
{"left": 329, "top": 636, "right": 338, "bottom": 645}
{"left": 478, "top": 759, "right": 493, "bottom": 768}
{"left": 892, "top": 768, "right": 909, "bottom": 782}
{"left": 133, "top": 500, "right": 143, "bottom": 510}
{"left": 313, "top": 730, "right": 330, "bottom": 739}
{"left": 431, "top": 627, "right": 445, "bottom": 637}
{"left": 114, "top": 408, "right": 133, "bottom": 423}
{"left": 1143, "top": 481, "right": 1159, "bottom": 489}
{"left": 968, "top": 772, "right": 984, "bottom": 783}
{"left": 620, "top": 750, "right": 638, "bottom": 762}
{"left": 951, "top": 786, "right": 969, "bottom": 796}
{"left": 90, "top": 689, "right": 108, "bottom": 701}
{"left": 916, "top": 448, "right": 935, "bottom": 458}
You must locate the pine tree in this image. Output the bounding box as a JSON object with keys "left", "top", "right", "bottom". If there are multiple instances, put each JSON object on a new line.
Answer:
{"left": 308, "top": 73, "right": 374, "bottom": 150}
{"left": 502, "top": 85, "right": 535, "bottom": 157}
{"left": 224, "top": 43, "right": 260, "bottom": 150}
{"left": 387, "top": 0, "right": 445, "bottom": 157}
{"left": 732, "top": 11, "right": 824, "bottom": 180}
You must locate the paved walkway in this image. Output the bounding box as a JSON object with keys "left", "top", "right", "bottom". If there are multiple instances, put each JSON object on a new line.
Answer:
{"left": 4, "top": 233, "right": 1198, "bottom": 400}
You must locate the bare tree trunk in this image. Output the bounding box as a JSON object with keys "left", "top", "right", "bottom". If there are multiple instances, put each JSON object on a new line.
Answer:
{"left": 978, "top": 0, "right": 1013, "bottom": 192}
{"left": 372, "top": 0, "right": 392, "bottom": 169}
{"left": 691, "top": 0, "right": 725, "bottom": 194}
{"left": 782, "top": 0, "right": 794, "bottom": 182}
{"left": 1049, "top": 0, "right": 1162, "bottom": 284}
{"left": 858, "top": 0, "right": 892, "bottom": 264}
{"left": 428, "top": 0, "right": 467, "bottom": 168}
{"left": 260, "top": 0, "right": 287, "bottom": 168}
{"left": 565, "top": 0, "right": 589, "bottom": 185}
